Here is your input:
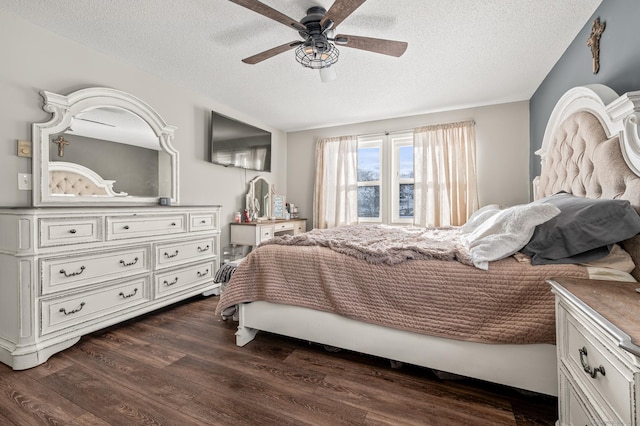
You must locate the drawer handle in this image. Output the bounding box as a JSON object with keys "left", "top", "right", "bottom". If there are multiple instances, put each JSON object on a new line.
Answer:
{"left": 119, "top": 288, "right": 138, "bottom": 299}
{"left": 171, "top": 222, "right": 177, "bottom": 226}
{"left": 119, "top": 257, "right": 139, "bottom": 267}
{"left": 123, "top": 225, "right": 130, "bottom": 230}
{"left": 59, "top": 302, "right": 85, "bottom": 316}
{"left": 197, "top": 269, "right": 210, "bottom": 277}
{"left": 69, "top": 229, "right": 77, "bottom": 234}
{"left": 578, "top": 347, "right": 606, "bottom": 379}
{"left": 59, "top": 266, "right": 86, "bottom": 277}
{"left": 197, "top": 245, "right": 210, "bottom": 252}
{"left": 164, "top": 250, "right": 179, "bottom": 259}
{"left": 200, "top": 220, "right": 207, "bottom": 224}
{"left": 164, "top": 277, "right": 179, "bottom": 286}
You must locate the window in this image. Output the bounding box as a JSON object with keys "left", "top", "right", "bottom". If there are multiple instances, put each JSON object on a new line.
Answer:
{"left": 357, "top": 132, "right": 414, "bottom": 224}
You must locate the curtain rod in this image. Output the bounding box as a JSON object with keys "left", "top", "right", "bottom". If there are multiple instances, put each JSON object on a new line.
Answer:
{"left": 357, "top": 120, "right": 475, "bottom": 139}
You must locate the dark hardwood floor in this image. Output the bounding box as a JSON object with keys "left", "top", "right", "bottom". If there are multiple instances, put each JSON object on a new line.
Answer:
{"left": 0, "top": 296, "right": 558, "bottom": 425}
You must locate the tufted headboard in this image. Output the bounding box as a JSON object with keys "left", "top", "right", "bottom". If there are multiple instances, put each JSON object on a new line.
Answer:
{"left": 48, "top": 162, "right": 128, "bottom": 197}
{"left": 533, "top": 85, "right": 640, "bottom": 279}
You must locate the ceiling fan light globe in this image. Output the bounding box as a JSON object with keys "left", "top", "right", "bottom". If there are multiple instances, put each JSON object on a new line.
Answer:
{"left": 319, "top": 66, "right": 337, "bottom": 83}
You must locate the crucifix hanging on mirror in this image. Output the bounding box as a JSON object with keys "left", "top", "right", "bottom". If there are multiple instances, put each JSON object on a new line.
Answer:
{"left": 52, "top": 135, "right": 69, "bottom": 157}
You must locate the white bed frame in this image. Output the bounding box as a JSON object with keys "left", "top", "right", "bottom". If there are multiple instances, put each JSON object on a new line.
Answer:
{"left": 233, "top": 84, "right": 640, "bottom": 397}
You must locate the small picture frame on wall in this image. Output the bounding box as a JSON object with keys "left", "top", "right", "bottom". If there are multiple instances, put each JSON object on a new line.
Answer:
{"left": 272, "top": 193, "right": 286, "bottom": 219}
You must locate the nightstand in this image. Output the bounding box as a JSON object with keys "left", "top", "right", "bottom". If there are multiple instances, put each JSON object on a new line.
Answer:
{"left": 549, "top": 278, "right": 640, "bottom": 425}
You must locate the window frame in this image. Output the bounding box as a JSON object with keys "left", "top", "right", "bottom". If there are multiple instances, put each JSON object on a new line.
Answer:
{"left": 357, "top": 131, "right": 414, "bottom": 225}
{"left": 356, "top": 136, "right": 383, "bottom": 223}
{"left": 391, "top": 135, "right": 415, "bottom": 224}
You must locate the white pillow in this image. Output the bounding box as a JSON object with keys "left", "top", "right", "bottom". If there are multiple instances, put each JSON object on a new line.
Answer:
{"left": 460, "top": 204, "right": 501, "bottom": 234}
{"left": 462, "top": 202, "right": 561, "bottom": 270}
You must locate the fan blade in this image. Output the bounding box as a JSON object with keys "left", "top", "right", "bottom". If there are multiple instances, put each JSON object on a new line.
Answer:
{"left": 242, "top": 41, "right": 303, "bottom": 64}
{"left": 321, "top": 0, "right": 367, "bottom": 29}
{"left": 229, "top": 0, "right": 306, "bottom": 32}
{"left": 334, "top": 34, "right": 407, "bottom": 57}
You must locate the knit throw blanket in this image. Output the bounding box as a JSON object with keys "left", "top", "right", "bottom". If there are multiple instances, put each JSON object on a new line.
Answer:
{"left": 260, "top": 224, "right": 474, "bottom": 266}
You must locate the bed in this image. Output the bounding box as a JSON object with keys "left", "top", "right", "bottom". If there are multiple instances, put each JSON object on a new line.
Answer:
{"left": 217, "top": 84, "right": 640, "bottom": 396}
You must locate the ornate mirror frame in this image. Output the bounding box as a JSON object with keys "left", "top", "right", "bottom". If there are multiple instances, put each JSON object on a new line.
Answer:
{"left": 245, "top": 176, "right": 272, "bottom": 220}
{"left": 32, "top": 87, "right": 179, "bottom": 206}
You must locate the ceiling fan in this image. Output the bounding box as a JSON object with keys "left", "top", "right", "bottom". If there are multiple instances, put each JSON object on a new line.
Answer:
{"left": 229, "top": 0, "right": 408, "bottom": 82}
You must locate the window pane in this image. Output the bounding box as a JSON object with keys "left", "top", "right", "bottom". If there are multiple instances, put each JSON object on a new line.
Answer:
{"left": 358, "top": 147, "right": 380, "bottom": 181}
{"left": 399, "top": 184, "right": 414, "bottom": 218}
{"left": 358, "top": 186, "right": 380, "bottom": 217}
{"left": 399, "top": 146, "right": 414, "bottom": 178}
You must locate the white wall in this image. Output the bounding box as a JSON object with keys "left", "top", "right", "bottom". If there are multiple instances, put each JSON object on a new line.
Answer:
{"left": 0, "top": 10, "right": 286, "bottom": 248}
{"left": 286, "top": 101, "right": 531, "bottom": 229}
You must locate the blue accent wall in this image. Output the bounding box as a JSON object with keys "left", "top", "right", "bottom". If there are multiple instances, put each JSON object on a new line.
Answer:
{"left": 529, "top": 0, "right": 640, "bottom": 183}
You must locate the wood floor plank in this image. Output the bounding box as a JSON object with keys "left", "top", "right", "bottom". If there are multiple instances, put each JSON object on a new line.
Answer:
{"left": 166, "top": 354, "right": 368, "bottom": 425}
{"left": 320, "top": 373, "right": 517, "bottom": 425}
{"left": 0, "top": 367, "right": 87, "bottom": 425}
{"left": 58, "top": 340, "right": 204, "bottom": 410}
{"left": 284, "top": 345, "right": 515, "bottom": 411}
{"left": 38, "top": 364, "right": 209, "bottom": 425}
{"left": 89, "top": 330, "right": 188, "bottom": 369}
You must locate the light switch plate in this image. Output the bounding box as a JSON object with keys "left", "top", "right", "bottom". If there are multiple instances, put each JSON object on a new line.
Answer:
{"left": 18, "top": 173, "right": 32, "bottom": 190}
{"left": 17, "top": 140, "right": 32, "bottom": 158}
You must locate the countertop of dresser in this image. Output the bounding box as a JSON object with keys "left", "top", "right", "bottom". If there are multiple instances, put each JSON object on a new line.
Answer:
{"left": 549, "top": 277, "right": 640, "bottom": 357}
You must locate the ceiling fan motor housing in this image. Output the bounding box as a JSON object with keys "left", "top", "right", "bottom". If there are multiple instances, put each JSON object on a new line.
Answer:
{"left": 299, "top": 6, "right": 333, "bottom": 53}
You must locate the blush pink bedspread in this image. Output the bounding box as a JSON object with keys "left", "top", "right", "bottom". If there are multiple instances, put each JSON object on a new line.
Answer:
{"left": 217, "top": 244, "right": 589, "bottom": 344}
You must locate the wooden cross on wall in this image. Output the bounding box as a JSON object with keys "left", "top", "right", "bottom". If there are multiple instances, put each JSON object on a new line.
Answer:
{"left": 52, "top": 136, "right": 69, "bottom": 157}
{"left": 587, "top": 17, "right": 605, "bottom": 74}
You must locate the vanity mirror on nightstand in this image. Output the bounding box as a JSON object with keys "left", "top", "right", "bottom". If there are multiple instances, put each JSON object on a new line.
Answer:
{"left": 234, "top": 175, "right": 306, "bottom": 248}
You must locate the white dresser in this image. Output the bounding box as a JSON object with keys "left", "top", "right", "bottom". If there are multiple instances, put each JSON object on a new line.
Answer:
{"left": 549, "top": 278, "right": 640, "bottom": 425}
{"left": 0, "top": 205, "right": 221, "bottom": 370}
{"left": 230, "top": 218, "right": 307, "bottom": 247}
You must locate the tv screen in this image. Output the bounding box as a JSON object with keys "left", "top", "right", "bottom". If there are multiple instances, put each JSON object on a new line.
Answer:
{"left": 210, "top": 111, "right": 271, "bottom": 172}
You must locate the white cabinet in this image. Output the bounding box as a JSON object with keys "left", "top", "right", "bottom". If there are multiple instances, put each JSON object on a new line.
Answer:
{"left": 0, "top": 205, "right": 221, "bottom": 370}
{"left": 549, "top": 278, "right": 640, "bottom": 426}
{"left": 230, "top": 219, "right": 307, "bottom": 247}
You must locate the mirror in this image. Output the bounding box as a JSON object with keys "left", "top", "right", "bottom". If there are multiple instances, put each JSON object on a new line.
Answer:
{"left": 245, "top": 176, "right": 271, "bottom": 220}
{"left": 32, "top": 87, "right": 179, "bottom": 206}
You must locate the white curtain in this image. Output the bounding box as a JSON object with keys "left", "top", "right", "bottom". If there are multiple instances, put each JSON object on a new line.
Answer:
{"left": 413, "top": 121, "right": 478, "bottom": 227}
{"left": 313, "top": 136, "right": 359, "bottom": 229}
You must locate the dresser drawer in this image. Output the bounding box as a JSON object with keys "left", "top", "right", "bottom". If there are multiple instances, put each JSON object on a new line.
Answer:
{"left": 293, "top": 220, "right": 306, "bottom": 234}
{"left": 562, "top": 308, "right": 633, "bottom": 424}
{"left": 274, "top": 222, "right": 294, "bottom": 232}
{"left": 107, "top": 214, "right": 187, "bottom": 240}
{"left": 40, "top": 277, "right": 150, "bottom": 335}
{"left": 155, "top": 237, "right": 217, "bottom": 269}
{"left": 259, "top": 225, "right": 274, "bottom": 242}
{"left": 39, "top": 217, "right": 102, "bottom": 247}
{"left": 155, "top": 261, "right": 215, "bottom": 298}
{"left": 41, "top": 246, "right": 150, "bottom": 294}
{"left": 562, "top": 371, "right": 598, "bottom": 426}
{"left": 190, "top": 211, "right": 219, "bottom": 231}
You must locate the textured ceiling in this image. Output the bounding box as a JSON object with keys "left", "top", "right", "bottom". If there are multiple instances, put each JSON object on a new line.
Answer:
{"left": 1, "top": 0, "right": 602, "bottom": 132}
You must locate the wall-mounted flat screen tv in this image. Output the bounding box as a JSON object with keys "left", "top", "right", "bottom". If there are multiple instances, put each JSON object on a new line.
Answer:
{"left": 209, "top": 111, "right": 271, "bottom": 172}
